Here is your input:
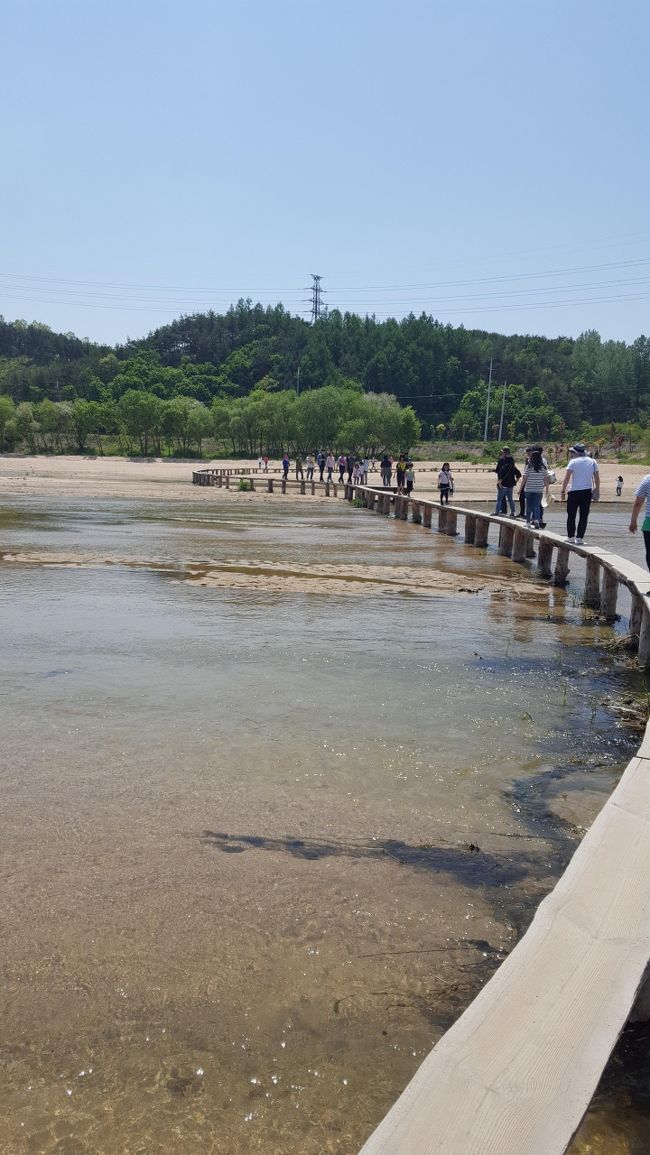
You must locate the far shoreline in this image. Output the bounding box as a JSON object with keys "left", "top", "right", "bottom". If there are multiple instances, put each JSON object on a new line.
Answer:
{"left": 0, "top": 452, "right": 644, "bottom": 506}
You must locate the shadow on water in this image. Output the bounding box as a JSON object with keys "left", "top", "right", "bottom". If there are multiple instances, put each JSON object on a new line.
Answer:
{"left": 200, "top": 829, "right": 542, "bottom": 887}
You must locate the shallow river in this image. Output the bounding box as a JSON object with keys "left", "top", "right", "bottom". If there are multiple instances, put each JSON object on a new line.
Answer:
{"left": 0, "top": 494, "right": 648, "bottom": 1154}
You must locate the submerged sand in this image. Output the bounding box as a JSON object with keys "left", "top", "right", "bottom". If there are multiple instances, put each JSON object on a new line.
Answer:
{"left": 0, "top": 462, "right": 645, "bottom": 1154}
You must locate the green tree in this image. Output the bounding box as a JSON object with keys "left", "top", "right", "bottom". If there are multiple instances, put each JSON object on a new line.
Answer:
{"left": 0, "top": 395, "right": 16, "bottom": 451}
{"left": 15, "top": 401, "right": 39, "bottom": 452}
{"left": 69, "top": 399, "right": 100, "bottom": 452}
{"left": 118, "top": 390, "right": 163, "bottom": 455}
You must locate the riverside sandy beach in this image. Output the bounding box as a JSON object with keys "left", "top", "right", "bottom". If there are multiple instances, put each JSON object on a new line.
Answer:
{"left": 0, "top": 453, "right": 645, "bottom": 504}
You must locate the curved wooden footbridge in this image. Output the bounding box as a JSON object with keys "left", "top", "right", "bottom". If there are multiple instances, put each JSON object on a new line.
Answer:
{"left": 193, "top": 466, "right": 650, "bottom": 1155}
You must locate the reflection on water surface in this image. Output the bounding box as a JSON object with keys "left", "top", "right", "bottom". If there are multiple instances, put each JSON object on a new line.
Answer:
{"left": 0, "top": 495, "right": 646, "bottom": 1153}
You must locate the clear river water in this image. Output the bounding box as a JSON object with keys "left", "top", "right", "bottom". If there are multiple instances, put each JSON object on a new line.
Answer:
{"left": 1, "top": 493, "right": 649, "bottom": 1154}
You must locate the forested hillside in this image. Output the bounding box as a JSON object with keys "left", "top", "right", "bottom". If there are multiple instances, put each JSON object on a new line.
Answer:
{"left": 0, "top": 303, "right": 649, "bottom": 454}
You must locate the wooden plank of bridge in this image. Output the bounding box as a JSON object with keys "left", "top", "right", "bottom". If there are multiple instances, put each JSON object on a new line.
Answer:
{"left": 359, "top": 742, "right": 650, "bottom": 1155}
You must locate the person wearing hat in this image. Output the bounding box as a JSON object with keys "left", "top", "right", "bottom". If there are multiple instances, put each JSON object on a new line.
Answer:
{"left": 559, "top": 444, "right": 600, "bottom": 544}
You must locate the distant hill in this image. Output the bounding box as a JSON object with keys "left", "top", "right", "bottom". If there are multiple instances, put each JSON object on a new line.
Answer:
{"left": 1, "top": 303, "right": 649, "bottom": 436}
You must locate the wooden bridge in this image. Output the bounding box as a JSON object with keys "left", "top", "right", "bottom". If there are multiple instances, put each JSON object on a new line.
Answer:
{"left": 192, "top": 467, "right": 650, "bottom": 1154}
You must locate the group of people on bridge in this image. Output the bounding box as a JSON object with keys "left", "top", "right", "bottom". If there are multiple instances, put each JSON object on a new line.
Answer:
{"left": 254, "top": 444, "right": 650, "bottom": 573}
{"left": 494, "top": 443, "right": 601, "bottom": 545}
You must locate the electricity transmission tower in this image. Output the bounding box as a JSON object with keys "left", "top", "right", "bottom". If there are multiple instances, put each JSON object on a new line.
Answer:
{"left": 305, "top": 273, "right": 325, "bottom": 323}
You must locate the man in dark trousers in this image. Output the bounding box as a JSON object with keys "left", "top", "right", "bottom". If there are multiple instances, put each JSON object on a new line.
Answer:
{"left": 560, "top": 444, "right": 600, "bottom": 544}
{"left": 494, "top": 447, "right": 521, "bottom": 516}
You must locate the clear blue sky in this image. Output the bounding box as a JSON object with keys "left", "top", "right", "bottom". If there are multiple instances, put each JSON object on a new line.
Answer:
{"left": 2, "top": 0, "right": 649, "bottom": 346}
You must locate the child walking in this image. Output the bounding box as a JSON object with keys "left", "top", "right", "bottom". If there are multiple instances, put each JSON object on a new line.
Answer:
{"left": 438, "top": 463, "right": 453, "bottom": 504}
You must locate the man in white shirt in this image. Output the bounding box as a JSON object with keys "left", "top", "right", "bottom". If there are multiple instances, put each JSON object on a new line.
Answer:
{"left": 559, "top": 444, "right": 599, "bottom": 544}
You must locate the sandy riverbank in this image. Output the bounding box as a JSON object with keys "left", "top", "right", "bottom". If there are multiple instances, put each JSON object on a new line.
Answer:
{"left": 0, "top": 454, "right": 644, "bottom": 505}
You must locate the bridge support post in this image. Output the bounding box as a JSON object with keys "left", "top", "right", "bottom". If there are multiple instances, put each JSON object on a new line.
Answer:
{"left": 311, "top": 481, "right": 315, "bottom": 495}
{"left": 217, "top": 474, "right": 223, "bottom": 487}
{"left": 553, "top": 546, "right": 570, "bottom": 586}
{"left": 267, "top": 478, "right": 274, "bottom": 493}
{"left": 422, "top": 503, "right": 432, "bottom": 528}
{"left": 584, "top": 556, "right": 601, "bottom": 608}
{"left": 249, "top": 478, "right": 255, "bottom": 492}
{"left": 366, "top": 491, "right": 376, "bottom": 511}
{"left": 380, "top": 493, "right": 391, "bottom": 514}
{"left": 498, "top": 523, "right": 515, "bottom": 556}
{"left": 333, "top": 483, "right": 338, "bottom": 497}
{"left": 300, "top": 480, "right": 306, "bottom": 495}
{"left": 446, "top": 510, "right": 458, "bottom": 536}
{"left": 411, "top": 500, "right": 422, "bottom": 524}
{"left": 536, "top": 539, "right": 554, "bottom": 578}
{"left": 526, "top": 534, "right": 536, "bottom": 558}
{"left": 474, "top": 517, "right": 489, "bottom": 547}
{"left": 464, "top": 514, "right": 476, "bottom": 544}
{"left": 225, "top": 475, "right": 230, "bottom": 489}
{"left": 281, "top": 478, "right": 287, "bottom": 494}
{"left": 511, "top": 528, "right": 527, "bottom": 562}
{"left": 324, "top": 482, "right": 330, "bottom": 497}
{"left": 630, "top": 592, "right": 643, "bottom": 640}
{"left": 437, "top": 506, "right": 448, "bottom": 533}
{"left": 601, "top": 569, "right": 619, "bottom": 621}
{"left": 639, "top": 603, "right": 650, "bottom": 666}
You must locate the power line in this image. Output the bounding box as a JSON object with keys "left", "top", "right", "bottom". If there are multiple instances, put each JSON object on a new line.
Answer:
{"left": 2, "top": 253, "right": 649, "bottom": 299}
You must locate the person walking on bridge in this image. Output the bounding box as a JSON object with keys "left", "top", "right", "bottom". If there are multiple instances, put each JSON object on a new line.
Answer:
{"left": 560, "top": 444, "right": 599, "bottom": 544}
{"left": 494, "top": 447, "right": 521, "bottom": 516}
{"left": 438, "top": 463, "right": 453, "bottom": 504}
{"left": 520, "top": 449, "right": 549, "bottom": 528}
{"left": 628, "top": 474, "right": 650, "bottom": 570}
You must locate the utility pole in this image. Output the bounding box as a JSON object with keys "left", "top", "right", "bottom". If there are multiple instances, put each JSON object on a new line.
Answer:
{"left": 498, "top": 380, "right": 507, "bottom": 441}
{"left": 296, "top": 366, "right": 301, "bottom": 395}
{"left": 305, "top": 274, "right": 324, "bottom": 324}
{"left": 483, "top": 358, "right": 493, "bottom": 443}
